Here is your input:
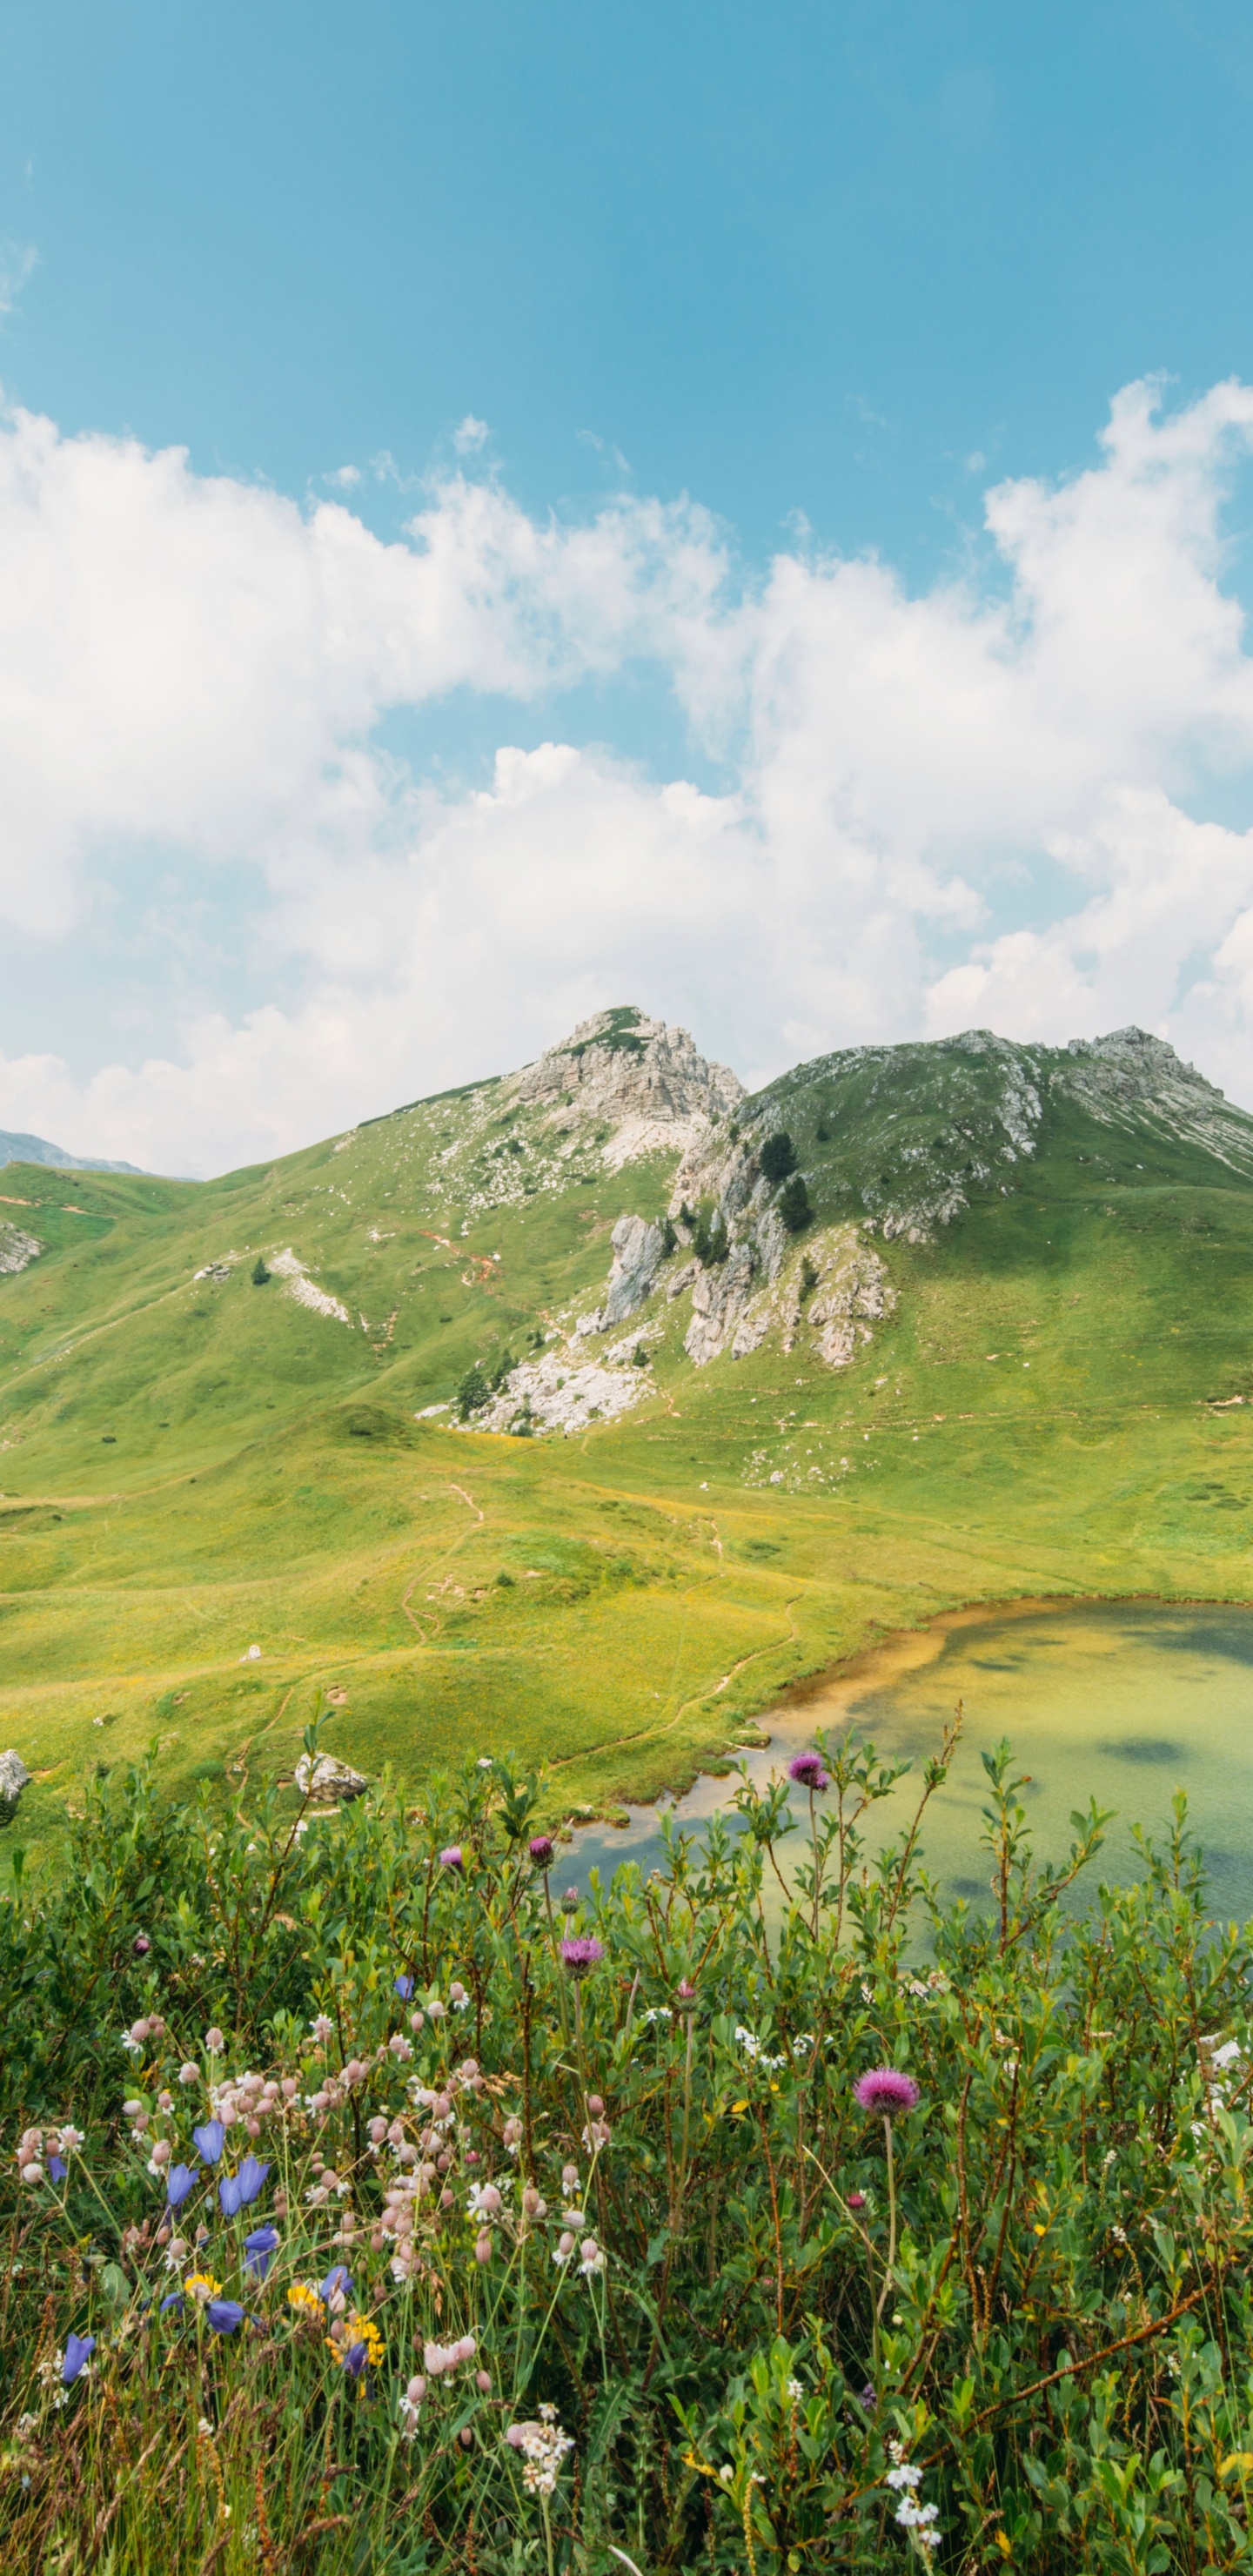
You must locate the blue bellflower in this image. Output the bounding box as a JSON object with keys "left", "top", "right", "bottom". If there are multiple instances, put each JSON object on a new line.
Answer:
{"left": 166, "top": 2163, "right": 199, "bottom": 2210}
{"left": 219, "top": 2155, "right": 269, "bottom": 2217}
{"left": 192, "top": 2120, "right": 225, "bottom": 2165}
{"left": 205, "top": 2300, "right": 245, "bottom": 2334}
{"left": 244, "top": 2223, "right": 280, "bottom": 2279}
{"left": 63, "top": 2332, "right": 95, "bottom": 2385}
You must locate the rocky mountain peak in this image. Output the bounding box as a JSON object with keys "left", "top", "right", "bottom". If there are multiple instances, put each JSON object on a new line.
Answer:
{"left": 512, "top": 1004, "right": 744, "bottom": 1168}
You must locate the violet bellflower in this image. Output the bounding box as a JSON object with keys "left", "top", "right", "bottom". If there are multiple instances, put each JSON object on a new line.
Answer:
{"left": 559, "top": 1935, "right": 606, "bottom": 1980}
{"left": 219, "top": 2155, "right": 269, "bottom": 2217}
{"left": 205, "top": 2300, "right": 245, "bottom": 2335}
{"left": 394, "top": 1973, "right": 414, "bottom": 2000}
{"left": 63, "top": 2332, "right": 95, "bottom": 2385}
{"left": 321, "top": 2264, "right": 352, "bottom": 2304}
{"left": 854, "top": 2068, "right": 920, "bottom": 2119}
{"left": 244, "top": 2224, "right": 280, "bottom": 2279}
{"left": 192, "top": 2119, "right": 225, "bottom": 2165}
{"left": 166, "top": 2163, "right": 199, "bottom": 2210}
{"left": 342, "top": 2338, "right": 369, "bottom": 2378}
{"left": 47, "top": 2155, "right": 68, "bottom": 2184}
{"left": 787, "top": 1750, "right": 831, "bottom": 1793}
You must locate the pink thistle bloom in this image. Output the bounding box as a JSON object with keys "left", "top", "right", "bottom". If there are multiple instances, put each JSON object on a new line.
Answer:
{"left": 788, "top": 1751, "right": 830, "bottom": 1792}
{"left": 439, "top": 1845, "right": 464, "bottom": 1871}
{"left": 529, "top": 1835, "right": 554, "bottom": 1866}
{"left": 559, "top": 1935, "right": 606, "bottom": 1979}
{"left": 854, "top": 2068, "right": 920, "bottom": 2118}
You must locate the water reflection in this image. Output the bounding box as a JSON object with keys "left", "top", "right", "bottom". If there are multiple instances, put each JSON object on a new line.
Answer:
{"left": 563, "top": 1599, "right": 1253, "bottom": 1926}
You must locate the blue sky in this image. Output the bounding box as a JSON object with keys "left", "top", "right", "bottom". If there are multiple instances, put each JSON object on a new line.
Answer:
{"left": 3, "top": 2, "right": 1253, "bottom": 1169}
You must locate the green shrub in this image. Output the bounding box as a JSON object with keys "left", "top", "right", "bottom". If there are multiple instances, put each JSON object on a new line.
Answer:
{"left": 760, "top": 1130, "right": 798, "bottom": 1184}
{"left": 457, "top": 1364, "right": 491, "bottom": 1419}
{"left": 251, "top": 1255, "right": 270, "bottom": 1286}
{"left": 778, "top": 1172, "right": 813, "bottom": 1231}
{"left": 5, "top": 1731, "right": 1253, "bottom": 2572}
{"left": 660, "top": 1216, "right": 678, "bottom": 1256}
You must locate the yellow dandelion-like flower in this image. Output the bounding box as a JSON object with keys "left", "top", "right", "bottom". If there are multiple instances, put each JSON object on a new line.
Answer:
{"left": 184, "top": 2273, "right": 223, "bottom": 2304}
{"left": 327, "top": 2313, "right": 385, "bottom": 2371}
{"left": 288, "top": 2283, "right": 326, "bottom": 2320}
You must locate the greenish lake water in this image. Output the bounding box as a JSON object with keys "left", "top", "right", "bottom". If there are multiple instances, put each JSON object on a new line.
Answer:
{"left": 569, "top": 1600, "right": 1253, "bottom": 1925}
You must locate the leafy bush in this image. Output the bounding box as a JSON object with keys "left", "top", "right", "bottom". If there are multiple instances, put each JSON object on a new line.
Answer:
{"left": 458, "top": 1365, "right": 491, "bottom": 1419}
{"left": 4, "top": 1726, "right": 1253, "bottom": 2573}
{"left": 760, "top": 1131, "right": 798, "bottom": 1184}
{"left": 778, "top": 1173, "right": 813, "bottom": 1232}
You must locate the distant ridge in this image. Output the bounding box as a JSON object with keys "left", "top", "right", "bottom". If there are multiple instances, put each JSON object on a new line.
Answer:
{"left": 0, "top": 1126, "right": 142, "bottom": 1176}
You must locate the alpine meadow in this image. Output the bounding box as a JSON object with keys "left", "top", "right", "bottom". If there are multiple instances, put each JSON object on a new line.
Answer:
{"left": 8, "top": 1006, "right": 1253, "bottom": 2573}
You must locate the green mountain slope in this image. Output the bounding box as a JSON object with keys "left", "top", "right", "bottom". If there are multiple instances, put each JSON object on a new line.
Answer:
{"left": 3, "top": 1009, "right": 1253, "bottom": 1867}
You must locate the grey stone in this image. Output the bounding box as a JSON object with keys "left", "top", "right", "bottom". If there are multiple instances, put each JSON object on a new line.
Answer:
{"left": 600, "top": 1213, "right": 664, "bottom": 1326}
{"left": 0, "top": 1749, "right": 30, "bottom": 1804}
{"left": 294, "top": 1753, "right": 369, "bottom": 1806}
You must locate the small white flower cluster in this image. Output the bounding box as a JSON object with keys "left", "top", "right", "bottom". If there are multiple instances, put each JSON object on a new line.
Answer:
{"left": 1192, "top": 2033, "right": 1247, "bottom": 2143}
{"left": 506, "top": 2402, "right": 574, "bottom": 2497}
{"left": 642, "top": 2006, "right": 673, "bottom": 2026}
{"left": 904, "top": 1969, "right": 951, "bottom": 2002}
{"left": 887, "top": 2444, "right": 940, "bottom": 2555}
{"left": 734, "top": 2027, "right": 787, "bottom": 2072}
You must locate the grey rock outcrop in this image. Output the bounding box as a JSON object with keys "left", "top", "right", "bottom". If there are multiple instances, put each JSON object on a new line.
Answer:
{"left": 295, "top": 1753, "right": 370, "bottom": 1805}
{"left": 0, "top": 1749, "right": 30, "bottom": 1805}
{"left": 601, "top": 1213, "right": 665, "bottom": 1325}
{"left": 513, "top": 1005, "right": 744, "bottom": 1168}
{"left": 0, "top": 1227, "right": 40, "bottom": 1277}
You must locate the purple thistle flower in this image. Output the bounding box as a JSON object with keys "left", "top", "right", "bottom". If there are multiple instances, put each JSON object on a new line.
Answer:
{"left": 132, "top": 1933, "right": 151, "bottom": 1956}
{"left": 854, "top": 2067, "right": 920, "bottom": 2119}
{"left": 244, "top": 2223, "right": 280, "bottom": 2279}
{"left": 528, "top": 1835, "right": 554, "bottom": 1867}
{"left": 166, "top": 2163, "right": 199, "bottom": 2210}
{"left": 559, "top": 1935, "right": 606, "bottom": 1979}
{"left": 218, "top": 2155, "right": 269, "bottom": 2217}
{"left": 62, "top": 2331, "right": 95, "bottom": 2385}
{"left": 859, "top": 2381, "right": 878, "bottom": 2414}
{"left": 47, "top": 2154, "right": 68, "bottom": 2184}
{"left": 439, "top": 1845, "right": 464, "bottom": 1871}
{"left": 205, "top": 2300, "right": 245, "bottom": 2334}
{"left": 788, "top": 1750, "right": 830, "bottom": 1793}
{"left": 394, "top": 1973, "right": 414, "bottom": 1999}
{"left": 320, "top": 2264, "right": 353, "bottom": 2304}
{"left": 192, "top": 2119, "right": 225, "bottom": 2166}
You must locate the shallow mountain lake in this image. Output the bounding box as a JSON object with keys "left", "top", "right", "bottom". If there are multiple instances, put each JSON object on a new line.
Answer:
{"left": 568, "top": 1598, "right": 1253, "bottom": 1925}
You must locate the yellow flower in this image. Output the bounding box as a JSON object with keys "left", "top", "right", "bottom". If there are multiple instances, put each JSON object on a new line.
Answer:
{"left": 184, "top": 2273, "right": 222, "bottom": 2304}
{"left": 326, "top": 2313, "right": 385, "bottom": 2370}
{"left": 288, "top": 2283, "right": 326, "bottom": 2320}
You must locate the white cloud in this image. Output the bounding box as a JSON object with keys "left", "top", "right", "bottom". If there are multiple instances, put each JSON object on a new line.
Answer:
{"left": 452, "top": 414, "right": 490, "bottom": 454}
{"left": 5, "top": 377, "right": 1253, "bottom": 1170}
{"left": 0, "top": 242, "right": 37, "bottom": 320}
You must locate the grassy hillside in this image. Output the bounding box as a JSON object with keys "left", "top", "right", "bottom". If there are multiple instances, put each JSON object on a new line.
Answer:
{"left": 3, "top": 1020, "right": 1253, "bottom": 1872}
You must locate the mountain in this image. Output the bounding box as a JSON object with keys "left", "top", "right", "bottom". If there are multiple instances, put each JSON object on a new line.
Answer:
{"left": 3, "top": 1003, "right": 1253, "bottom": 1867}
{"left": 0, "top": 1126, "right": 143, "bottom": 1175}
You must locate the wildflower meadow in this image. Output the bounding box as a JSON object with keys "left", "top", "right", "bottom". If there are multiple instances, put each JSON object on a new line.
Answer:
{"left": 3, "top": 1707, "right": 1253, "bottom": 2572}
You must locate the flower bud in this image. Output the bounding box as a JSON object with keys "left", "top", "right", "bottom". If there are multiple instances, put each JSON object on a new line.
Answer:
{"left": 476, "top": 2368, "right": 491, "bottom": 2393}
{"left": 129, "top": 2019, "right": 151, "bottom": 2044}
{"left": 132, "top": 1934, "right": 151, "bottom": 1956}
{"left": 586, "top": 2094, "right": 605, "bottom": 2116}
{"left": 369, "top": 2116, "right": 389, "bottom": 2145}
{"left": 474, "top": 2230, "right": 492, "bottom": 2264}
{"left": 440, "top": 2187, "right": 454, "bottom": 2210}
{"left": 204, "top": 2028, "right": 224, "bottom": 2056}
{"left": 478, "top": 2184, "right": 502, "bottom": 2216}
{"left": 178, "top": 2063, "right": 198, "bottom": 2086}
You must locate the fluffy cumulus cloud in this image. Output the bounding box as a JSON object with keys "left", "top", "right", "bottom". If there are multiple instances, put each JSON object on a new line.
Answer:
{"left": 4, "top": 377, "right": 1253, "bottom": 1170}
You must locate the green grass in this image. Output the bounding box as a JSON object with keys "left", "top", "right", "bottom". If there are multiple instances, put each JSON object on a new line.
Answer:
{"left": 3, "top": 1047, "right": 1253, "bottom": 1875}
